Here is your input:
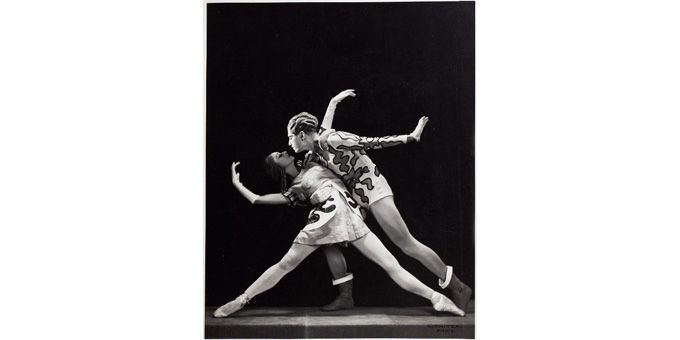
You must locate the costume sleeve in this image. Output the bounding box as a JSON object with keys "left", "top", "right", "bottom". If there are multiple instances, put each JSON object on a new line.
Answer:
{"left": 282, "top": 187, "right": 308, "bottom": 207}
{"left": 324, "top": 130, "right": 415, "bottom": 151}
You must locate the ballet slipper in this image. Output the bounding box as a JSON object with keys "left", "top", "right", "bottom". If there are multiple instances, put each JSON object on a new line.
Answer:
{"left": 430, "top": 292, "right": 465, "bottom": 316}
{"left": 213, "top": 293, "right": 250, "bottom": 318}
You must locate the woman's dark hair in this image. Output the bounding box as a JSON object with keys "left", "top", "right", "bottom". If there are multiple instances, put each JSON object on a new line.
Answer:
{"left": 264, "top": 154, "right": 293, "bottom": 193}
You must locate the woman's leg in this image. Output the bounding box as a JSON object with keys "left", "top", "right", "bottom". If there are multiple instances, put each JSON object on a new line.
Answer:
{"left": 370, "top": 196, "right": 448, "bottom": 279}
{"left": 350, "top": 233, "right": 464, "bottom": 316}
{"left": 214, "top": 243, "right": 318, "bottom": 318}
{"left": 244, "top": 243, "right": 319, "bottom": 298}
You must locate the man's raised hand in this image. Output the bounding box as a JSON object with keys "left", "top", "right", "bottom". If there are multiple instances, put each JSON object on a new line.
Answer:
{"left": 410, "top": 116, "right": 430, "bottom": 142}
{"left": 331, "top": 89, "right": 356, "bottom": 104}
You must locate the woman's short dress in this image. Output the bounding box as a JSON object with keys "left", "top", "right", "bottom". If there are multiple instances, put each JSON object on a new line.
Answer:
{"left": 283, "top": 154, "right": 370, "bottom": 246}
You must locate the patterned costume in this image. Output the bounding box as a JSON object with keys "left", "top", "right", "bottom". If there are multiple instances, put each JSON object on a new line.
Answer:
{"left": 283, "top": 152, "right": 370, "bottom": 246}
{"left": 315, "top": 128, "right": 415, "bottom": 209}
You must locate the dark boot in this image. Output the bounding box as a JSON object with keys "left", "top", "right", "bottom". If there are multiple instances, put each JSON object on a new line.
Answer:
{"left": 321, "top": 279, "right": 354, "bottom": 311}
{"left": 448, "top": 276, "right": 472, "bottom": 313}
{"left": 440, "top": 265, "right": 472, "bottom": 313}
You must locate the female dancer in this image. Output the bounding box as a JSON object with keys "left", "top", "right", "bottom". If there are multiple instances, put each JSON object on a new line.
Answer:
{"left": 287, "top": 90, "right": 472, "bottom": 312}
{"left": 213, "top": 152, "right": 465, "bottom": 317}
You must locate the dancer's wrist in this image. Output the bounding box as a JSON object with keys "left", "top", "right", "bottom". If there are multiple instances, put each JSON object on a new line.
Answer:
{"left": 407, "top": 133, "right": 418, "bottom": 143}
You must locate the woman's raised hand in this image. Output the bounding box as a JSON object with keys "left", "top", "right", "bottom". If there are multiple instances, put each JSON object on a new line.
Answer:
{"left": 331, "top": 89, "right": 356, "bottom": 104}
{"left": 230, "top": 161, "right": 241, "bottom": 185}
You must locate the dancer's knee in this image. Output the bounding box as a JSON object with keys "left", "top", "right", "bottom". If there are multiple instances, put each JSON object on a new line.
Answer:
{"left": 399, "top": 237, "right": 423, "bottom": 258}
{"left": 379, "top": 256, "right": 401, "bottom": 276}
{"left": 277, "top": 254, "right": 302, "bottom": 272}
{"left": 391, "top": 232, "right": 414, "bottom": 251}
{"left": 323, "top": 244, "right": 338, "bottom": 254}
{"left": 323, "top": 245, "right": 344, "bottom": 261}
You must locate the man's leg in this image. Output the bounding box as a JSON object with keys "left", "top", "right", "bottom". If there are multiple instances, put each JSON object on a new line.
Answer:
{"left": 351, "top": 232, "right": 464, "bottom": 316}
{"left": 370, "top": 196, "right": 472, "bottom": 311}
{"left": 320, "top": 245, "right": 354, "bottom": 311}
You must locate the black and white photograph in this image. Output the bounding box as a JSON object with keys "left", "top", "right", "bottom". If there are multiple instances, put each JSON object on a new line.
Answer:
{"left": 205, "top": 1, "right": 475, "bottom": 338}
{"left": 5, "top": 1, "right": 680, "bottom": 340}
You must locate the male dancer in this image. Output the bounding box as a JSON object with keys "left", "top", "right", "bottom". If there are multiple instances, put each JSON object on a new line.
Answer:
{"left": 287, "top": 89, "right": 472, "bottom": 312}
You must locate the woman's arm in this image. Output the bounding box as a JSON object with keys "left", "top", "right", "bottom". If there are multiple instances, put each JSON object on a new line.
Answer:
{"left": 231, "top": 162, "right": 289, "bottom": 205}
{"left": 321, "top": 89, "right": 355, "bottom": 130}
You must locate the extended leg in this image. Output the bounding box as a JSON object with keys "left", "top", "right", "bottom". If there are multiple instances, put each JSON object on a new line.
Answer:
{"left": 321, "top": 245, "right": 354, "bottom": 311}
{"left": 351, "top": 233, "right": 464, "bottom": 316}
{"left": 370, "top": 196, "right": 471, "bottom": 311}
{"left": 214, "top": 243, "right": 318, "bottom": 317}
{"left": 370, "top": 196, "right": 447, "bottom": 278}
{"left": 244, "top": 243, "right": 318, "bottom": 298}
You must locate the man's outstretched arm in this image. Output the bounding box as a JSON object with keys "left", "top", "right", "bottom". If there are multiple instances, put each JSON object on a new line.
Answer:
{"left": 324, "top": 116, "right": 430, "bottom": 151}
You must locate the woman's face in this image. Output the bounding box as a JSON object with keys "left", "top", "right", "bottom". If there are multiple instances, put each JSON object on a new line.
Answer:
{"left": 270, "top": 151, "right": 294, "bottom": 168}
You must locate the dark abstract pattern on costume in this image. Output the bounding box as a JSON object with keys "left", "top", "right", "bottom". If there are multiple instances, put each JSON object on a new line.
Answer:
{"left": 307, "top": 196, "right": 336, "bottom": 225}
{"left": 283, "top": 152, "right": 370, "bottom": 245}
{"left": 317, "top": 130, "right": 408, "bottom": 206}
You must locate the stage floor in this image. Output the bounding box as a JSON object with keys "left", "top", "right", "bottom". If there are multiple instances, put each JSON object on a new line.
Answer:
{"left": 205, "top": 300, "right": 475, "bottom": 338}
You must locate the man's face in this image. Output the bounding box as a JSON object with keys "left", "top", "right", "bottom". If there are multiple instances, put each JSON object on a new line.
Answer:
{"left": 288, "top": 132, "right": 313, "bottom": 152}
{"left": 288, "top": 132, "right": 304, "bottom": 152}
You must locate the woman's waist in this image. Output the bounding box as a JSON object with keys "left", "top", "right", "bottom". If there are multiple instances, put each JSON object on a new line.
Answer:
{"left": 308, "top": 180, "right": 346, "bottom": 205}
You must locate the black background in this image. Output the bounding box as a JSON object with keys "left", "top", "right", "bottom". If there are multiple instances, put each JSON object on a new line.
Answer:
{"left": 206, "top": 2, "right": 474, "bottom": 308}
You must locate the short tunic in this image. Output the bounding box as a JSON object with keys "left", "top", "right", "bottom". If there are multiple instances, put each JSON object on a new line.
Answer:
{"left": 315, "top": 129, "right": 412, "bottom": 209}
{"left": 283, "top": 152, "right": 370, "bottom": 246}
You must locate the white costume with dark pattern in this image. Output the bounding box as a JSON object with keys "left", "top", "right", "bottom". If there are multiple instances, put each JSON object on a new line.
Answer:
{"left": 315, "top": 128, "right": 413, "bottom": 209}
{"left": 283, "top": 152, "right": 370, "bottom": 246}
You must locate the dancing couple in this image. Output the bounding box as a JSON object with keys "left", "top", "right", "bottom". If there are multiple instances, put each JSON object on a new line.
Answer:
{"left": 214, "top": 90, "right": 471, "bottom": 317}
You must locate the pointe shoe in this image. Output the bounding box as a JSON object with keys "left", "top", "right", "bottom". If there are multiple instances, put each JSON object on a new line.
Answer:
{"left": 213, "top": 293, "right": 250, "bottom": 318}
{"left": 431, "top": 292, "right": 465, "bottom": 316}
